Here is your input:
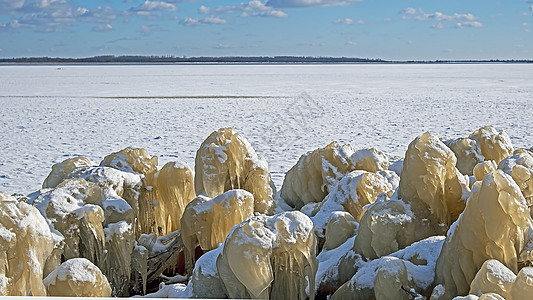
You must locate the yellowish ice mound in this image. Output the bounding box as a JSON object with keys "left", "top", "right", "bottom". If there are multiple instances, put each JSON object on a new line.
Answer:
{"left": 281, "top": 142, "right": 390, "bottom": 209}
{"left": 195, "top": 127, "right": 274, "bottom": 214}
{"left": 217, "top": 211, "right": 317, "bottom": 299}
{"left": 324, "top": 212, "right": 357, "bottom": 251}
{"left": 431, "top": 170, "right": 533, "bottom": 299}
{"left": 42, "top": 156, "right": 95, "bottom": 189}
{"left": 510, "top": 267, "right": 533, "bottom": 300}
{"left": 181, "top": 189, "right": 255, "bottom": 274}
{"left": 473, "top": 161, "right": 498, "bottom": 182}
{"left": 100, "top": 147, "right": 158, "bottom": 177}
{"left": 43, "top": 258, "right": 111, "bottom": 297}
{"left": 149, "top": 161, "right": 195, "bottom": 235}
{"left": 103, "top": 221, "right": 135, "bottom": 296}
{"left": 469, "top": 259, "right": 516, "bottom": 298}
{"left": 444, "top": 137, "right": 484, "bottom": 176}
{"left": 469, "top": 126, "right": 514, "bottom": 165}
{"left": 399, "top": 132, "right": 469, "bottom": 229}
{"left": 0, "top": 192, "right": 54, "bottom": 296}
{"left": 499, "top": 149, "right": 533, "bottom": 205}
{"left": 32, "top": 178, "right": 106, "bottom": 275}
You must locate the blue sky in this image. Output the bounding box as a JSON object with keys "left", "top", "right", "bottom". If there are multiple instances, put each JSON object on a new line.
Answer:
{"left": 0, "top": 0, "right": 532, "bottom": 60}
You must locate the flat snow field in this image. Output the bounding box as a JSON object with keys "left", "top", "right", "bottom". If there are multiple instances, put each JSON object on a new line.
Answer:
{"left": 0, "top": 64, "right": 532, "bottom": 195}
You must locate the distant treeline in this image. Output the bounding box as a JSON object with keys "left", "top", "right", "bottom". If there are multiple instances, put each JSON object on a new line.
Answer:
{"left": 0, "top": 55, "right": 531, "bottom": 64}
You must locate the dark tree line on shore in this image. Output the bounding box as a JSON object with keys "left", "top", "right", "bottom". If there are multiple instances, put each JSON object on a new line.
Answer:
{"left": 0, "top": 55, "right": 531, "bottom": 64}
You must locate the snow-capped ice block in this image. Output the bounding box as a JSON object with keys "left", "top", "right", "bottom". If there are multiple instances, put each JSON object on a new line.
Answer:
{"left": 281, "top": 142, "right": 358, "bottom": 209}
{"left": 100, "top": 146, "right": 158, "bottom": 176}
{"left": 444, "top": 137, "right": 484, "bottom": 176}
{"left": 66, "top": 166, "right": 140, "bottom": 227}
{"left": 469, "top": 259, "right": 516, "bottom": 298}
{"left": 324, "top": 212, "right": 357, "bottom": 251}
{"left": 104, "top": 221, "right": 135, "bottom": 296}
{"left": 354, "top": 200, "right": 423, "bottom": 260}
{"left": 331, "top": 236, "right": 445, "bottom": 300}
{"left": 469, "top": 126, "right": 514, "bottom": 165}
{"left": 217, "top": 211, "right": 317, "bottom": 299}
{"left": 510, "top": 267, "right": 533, "bottom": 299}
{"left": 0, "top": 192, "right": 54, "bottom": 296}
{"left": 195, "top": 127, "right": 274, "bottom": 214}
{"left": 310, "top": 170, "right": 394, "bottom": 244}
{"left": 473, "top": 161, "right": 497, "bottom": 182}
{"left": 149, "top": 161, "right": 195, "bottom": 235}
{"left": 431, "top": 170, "right": 533, "bottom": 299}
{"left": 399, "top": 132, "right": 469, "bottom": 229}
{"left": 351, "top": 148, "right": 390, "bottom": 173}
{"left": 181, "top": 189, "right": 254, "bottom": 274}
{"left": 499, "top": 149, "right": 533, "bottom": 205}
{"left": 32, "top": 178, "right": 106, "bottom": 274}
{"left": 187, "top": 246, "right": 226, "bottom": 298}
{"left": 43, "top": 258, "right": 111, "bottom": 297}
{"left": 42, "top": 156, "right": 95, "bottom": 189}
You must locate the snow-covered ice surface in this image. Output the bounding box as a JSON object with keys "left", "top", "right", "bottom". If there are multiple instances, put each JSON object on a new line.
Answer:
{"left": 0, "top": 64, "right": 532, "bottom": 195}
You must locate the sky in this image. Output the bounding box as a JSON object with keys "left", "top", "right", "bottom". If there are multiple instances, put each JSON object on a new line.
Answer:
{"left": 0, "top": 0, "right": 532, "bottom": 60}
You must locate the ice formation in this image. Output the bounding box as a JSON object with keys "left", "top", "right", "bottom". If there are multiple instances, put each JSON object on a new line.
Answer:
{"left": 309, "top": 170, "right": 395, "bottom": 246}
{"left": 330, "top": 236, "right": 445, "bottom": 300}
{"left": 499, "top": 149, "right": 533, "bottom": 205}
{"left": 100, "top": 146, "right": 158, "bottom": 176}
{"left": 180, "top": 189, "right": 255, "bottom": 274}
{"left": 510, "top": 267, "right": 533, "bottom": 299}
{"left": 469, "top": 126, "right": 514, "bottom": 165}
{"left": 399, "top": 132, "right": 469, "bottom": 229}
{"left": 444, "top": 138, "right": 484, "bottom": 176}
{"left": 43, "top": 258, "right": 111, "bottom": 297}
{"left": 32, "top": 178, "right": 106, "bottom": 275}
{"left": 469, "top": 259, "right": 516, "bottom": 298}
{"left": 147, "top": 161, "right": 195, "bottom": 235}
{"left": 104, "top": 220, "right": 135, "bottom": 296}
{"left": 323, "top": 212, "right": 358, "bottom": 251}
{"left": 185, "top": 245, "right": 226, "bottom": 298}
{"left": 42, "top": 156, "right": 95, "bottom": 189}
{"left": 431, "top": 170, "right": 533, "bottom": 299}
{"left": 194, "top": 127, "right": 274, "bottom": 214}
{"left": 217, "top": 211, "right": 317, "bottom": 299}
{"left": 0, "top": 192, "right": 54, "bottom": 296}
{"left": 281, "top": 143, "right": 390, "bottom": 209}
{"left": 473, "top": 161, "right": 497, "bottom": 182}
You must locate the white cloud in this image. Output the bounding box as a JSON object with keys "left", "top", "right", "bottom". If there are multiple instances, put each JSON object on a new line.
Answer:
{"left": 345, "top": 41, "right": 356, "bottom": 46}
{"left": 180, "top": 16, "right": 228, "bottom": 26}
{"left": 201, "top": 1, "right": 288, "bottom": 18}
{"left": 335, "top": 18, "right": 354, "bottom": 25}
{"left": 131, "top": 1, "right": 176, "bottom": 12}
{"left": 401, "top": 7, "right": 418, "bottom": 15}
{"left": 138, "top": 24, "right": 164, "bottom": 34}
{"left": 0, "top": 0, "right": 25, "bottom": 12}
{"left": 266, "top": 0, "right": 363, "bottom": 8}
{"left": 198, "top": 5, "right": 210, "bottom": 14}
{"left": 92, "top": 23, "right": 113, "bottom": 32}
{"left": 414, "top": 12, "right": 476, "bottom": 22}
{"left": 455, "top": 21, "right": 483, "bottom": 28}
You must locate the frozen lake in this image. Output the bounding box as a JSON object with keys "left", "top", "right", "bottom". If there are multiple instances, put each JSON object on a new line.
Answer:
{"left": 1, "top": 64, "right": 532, "bottom": 195}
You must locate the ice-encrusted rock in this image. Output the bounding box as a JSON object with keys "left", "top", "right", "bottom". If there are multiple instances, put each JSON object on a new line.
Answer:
{"left": 0, "top": 192, "right": 54, "bottom": 296}
{"left": 146, "top": 161, "right": 195, "bottom": 235}
{"left": 43, "top": 258, "right": 111, "bottom": 297}
{"left": 399, "top": 132, "right": 469, "bottom": 229}
{"left": 186, "top": 245, "right": 227, "bottom": 298}
{"left": 499, "top": 149, "right": 533, "bottom": 205}
{"left": 431, "top": 170, "right": 533, "bottom": 299}
{"left": 281, "top": 142, "right": 390, "bottom": 209}
{"left": 469, "top": 126, "right": 514, "bottom": 165}
{"left": 181, "top": 189, "right": 255, "bottom": 274}
{"left": 309, "top": 170, "right": 395, "bottom": 244}
{"left": 104, "top": 220, "right": 135, "bottom": 296}
{"left": 195, "top": 127, "right": 274, "bottom": 214}
{"left": 32, "top": 178, "right": 106, "bottom": 275}
{"left": 42, "top": 156, "right": 95, "bottom": 189}
{"left": 473, "top": 161, "right": 497, "bottom": 182}
{"left": 330, "top": 236, "right": 445, "bottom": 300}
{"left": 323, "top": 212, "right": 357, "bottom": 251}
{"left": 217, "top": 211, "right": 317, "bottom": 299}
{"left": 444, "top": 137, "right": 484, "bottom": 176}
{"left": 100, "top": 146, "right": 158, "bottom": 177}
{"left": 469, "top": 259, "right": 516, "bottom": 298}
{"left": 511, "top": 267, "right": 533, "bottom": 299}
